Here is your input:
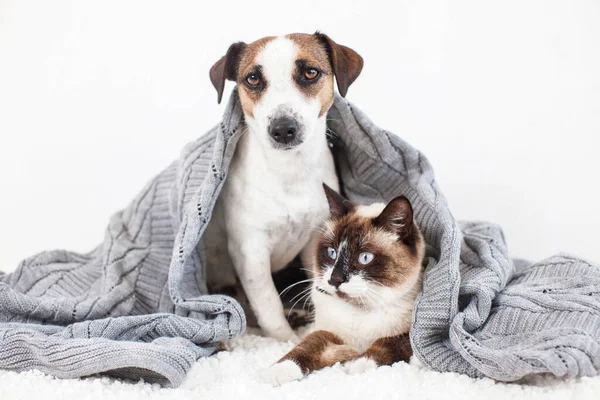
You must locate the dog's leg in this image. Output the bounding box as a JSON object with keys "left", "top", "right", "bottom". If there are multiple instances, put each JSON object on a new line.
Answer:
{"left": 299, "top": 235, "right": 317, "bottom": 277}
{"left": 228, "top": 240, "right": 298, "bottom": 342}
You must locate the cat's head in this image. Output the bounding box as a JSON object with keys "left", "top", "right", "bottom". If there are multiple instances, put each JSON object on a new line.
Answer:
{"left": 313, "top": 184, "right": 425, "bottom": 309}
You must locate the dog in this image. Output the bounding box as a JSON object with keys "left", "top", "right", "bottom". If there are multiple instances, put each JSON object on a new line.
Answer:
{"left": 204, "top": 32, "right": 363, "bottom": 341}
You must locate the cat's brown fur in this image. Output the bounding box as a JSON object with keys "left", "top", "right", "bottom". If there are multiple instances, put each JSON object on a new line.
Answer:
{"left": 262, "top": 185, "right": 425, "bottom": 386}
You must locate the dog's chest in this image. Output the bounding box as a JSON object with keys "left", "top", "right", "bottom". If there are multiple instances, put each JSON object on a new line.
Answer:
{"left": 264, "top": 185, "right": 327, "bottom": 266}
{"left": 219, "top": 138, "right": 338, "bottom": 271}
{"left": 234, "top": 172, "right": 331, "bottom": 269}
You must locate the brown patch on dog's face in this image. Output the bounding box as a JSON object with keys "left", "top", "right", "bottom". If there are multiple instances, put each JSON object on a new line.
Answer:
{"left": 209, "top": 33, "right": 362, "bottom": 137}
{"left": 235, "top": 36, "right": 275, "bottom": 118}
{"left": 287, "top": 34, "right": 334, "bottom": 117}
{"left": 233, "top": 34, "right": 335, "bottom": 119}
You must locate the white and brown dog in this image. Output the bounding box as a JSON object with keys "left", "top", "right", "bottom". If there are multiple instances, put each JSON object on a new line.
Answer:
{"left": 204, "top": 33, "right": 363, "bottom": 341}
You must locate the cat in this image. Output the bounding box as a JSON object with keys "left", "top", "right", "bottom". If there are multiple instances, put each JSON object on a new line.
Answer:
{"left": 261, "top": 184, "right": 425, "bottom": 386}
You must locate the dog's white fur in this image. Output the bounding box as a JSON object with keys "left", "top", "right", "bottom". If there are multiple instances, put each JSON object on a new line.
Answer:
{"left": 312, "top": 203, "right": 421, "bottom": 353}
{"left": 204, "top": 36, "right": 339, "bottom": 341}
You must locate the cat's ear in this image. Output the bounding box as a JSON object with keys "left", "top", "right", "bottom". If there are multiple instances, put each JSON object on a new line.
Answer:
{"left": 322, "top": 184, "right": 353, "bottom": 219}
{"left": 374, "top": 196, "right": 414, "bottom": 239}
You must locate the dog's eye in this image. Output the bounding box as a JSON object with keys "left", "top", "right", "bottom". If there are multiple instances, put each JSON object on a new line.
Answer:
{"left": 246, "top": 74, "right": 261, "bottom": 87}
{"left": 303, "top": 68, "right": 319, "bottom": 81}
{"left": 327, "top": 247, "right": 337, "bottom": 259}
{"left": 358, "top": 252, "right": 374, "bottom": 265}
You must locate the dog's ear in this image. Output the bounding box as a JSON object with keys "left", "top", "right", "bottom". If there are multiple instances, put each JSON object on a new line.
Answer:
{"left": 210, "top": 42, "right": 246, "bottom": 104}
{"left": 323, "top": 183, "right": 353, "bottom": 219}
{"left": 315, "top": 33, "right": 363, "bottom": 97}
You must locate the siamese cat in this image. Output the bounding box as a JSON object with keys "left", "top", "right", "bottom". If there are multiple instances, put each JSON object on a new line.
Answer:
{"left": 262, "top": 184, "right": 425, "bottom": 385}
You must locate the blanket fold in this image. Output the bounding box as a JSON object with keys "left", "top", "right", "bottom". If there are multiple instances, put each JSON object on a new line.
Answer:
{"left": 1, "top": 90, "right": 598, "bottom": 386}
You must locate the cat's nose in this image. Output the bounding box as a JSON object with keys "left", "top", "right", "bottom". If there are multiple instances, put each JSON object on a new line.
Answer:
{"left": 328, "top": 275, "right": 345, "bottom": 288}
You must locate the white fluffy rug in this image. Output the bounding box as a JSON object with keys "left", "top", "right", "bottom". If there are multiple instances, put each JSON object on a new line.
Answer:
{"left": 1, "top": 329, "right": 599, "bottom": 400}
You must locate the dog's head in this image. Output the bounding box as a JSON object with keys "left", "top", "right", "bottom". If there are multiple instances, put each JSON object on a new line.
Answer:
{"left": 210, "top": 33, "right": 363, "bottom": 150}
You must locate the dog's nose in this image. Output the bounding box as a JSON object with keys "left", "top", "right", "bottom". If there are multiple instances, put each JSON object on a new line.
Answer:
{"left": 269, "top": 117, "right": 298, "bottom": 144}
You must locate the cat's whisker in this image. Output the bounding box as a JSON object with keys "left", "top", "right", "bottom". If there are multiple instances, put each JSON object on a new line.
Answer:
{"left": 365, "top": 288, "right": 387, "bottom": 309}
{"left": 288, "top": 286, "right": 314, "bottom": 303}
{"left": 279, "top": 278, "right": 319, "bottom": 297}
{"left": 325, "top": 117, "right": 343, "bottom": 124}
{"left": 362, "top": 289, "right": 375, "bottom": 305}
{"left": 363, "top": 290, "right": 380, "bottom": 309}
{"left": 289, "top": 288, "right": 313, "bottom": 305}
{"left": 326, "top": 128, "right": 339, "bottom": 135}
{"left": 302, "top": 293, "right": 313, "bottom": 311}
{"left": 287, "top": 291, "right": 313, "bottom": 318}
{"left": 367, "top": 288, "right": 386, "bottom": 305}
{"left": 358, "top": 294, "right": 366, "bottom": 309}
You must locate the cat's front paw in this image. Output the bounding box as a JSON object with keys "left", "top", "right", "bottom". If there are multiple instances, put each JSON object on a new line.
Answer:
{"left": 344, "top": 357, "right": 377, "bottom": 375}
{"left": 261, "top": 360, "right": 304, "bottom": 386}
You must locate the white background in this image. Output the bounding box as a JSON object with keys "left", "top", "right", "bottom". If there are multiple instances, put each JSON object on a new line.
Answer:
{"left": 1, "top": 0, "right": 599, "bottom": 273}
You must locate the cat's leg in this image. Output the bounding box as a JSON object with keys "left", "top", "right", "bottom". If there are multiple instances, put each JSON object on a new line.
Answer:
{"left": 345, "top": 333, "right": 413, "bottom": 374}
{"left": 261, "top": 330, "right": 359, "bottom": 386}
{"left": 363, "top": 333, "right": 413, "bottom": 364}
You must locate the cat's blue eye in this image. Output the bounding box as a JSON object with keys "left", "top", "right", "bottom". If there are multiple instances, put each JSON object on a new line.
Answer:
{"left": 327, "top": 247, "right": 337, "bottom": 259}
{"left": 358, "top": 252, "right": 374, "bottom": 265}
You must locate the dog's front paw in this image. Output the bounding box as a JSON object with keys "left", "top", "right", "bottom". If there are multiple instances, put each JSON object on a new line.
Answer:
{"left": 344, "top": 357, "right": 377, "bottom": 375}
{"left": 261, "top": 360, "right": 304, "bottom": 386}
{"left": 264, "top": 324, "right": 299, "bottom": 343}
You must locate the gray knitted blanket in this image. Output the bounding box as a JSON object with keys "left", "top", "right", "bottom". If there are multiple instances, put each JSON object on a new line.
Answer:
{"left": 1, "top": 91, "right": 599, "bottom": 387}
